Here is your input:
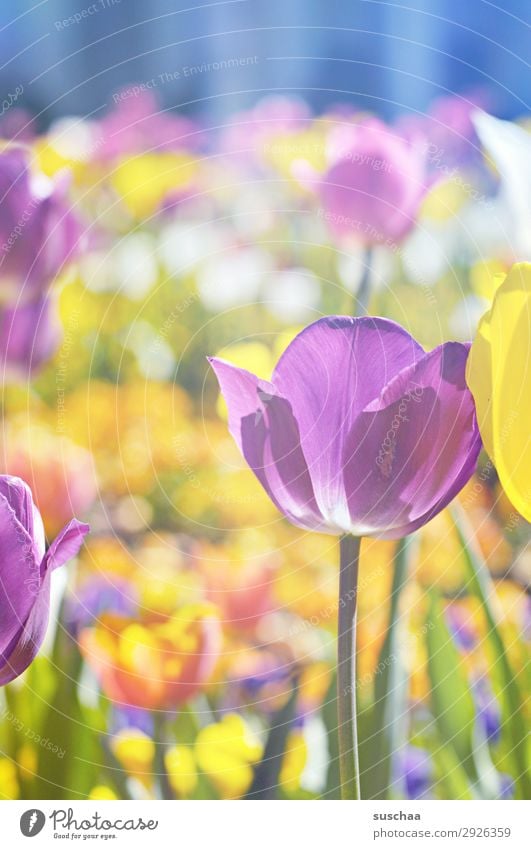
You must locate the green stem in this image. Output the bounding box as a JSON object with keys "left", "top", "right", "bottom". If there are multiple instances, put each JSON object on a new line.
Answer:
{"left": 353, "top": 245, "right": 373, "bottom": 316}
{"left": 153, "top": 712, "right": 174, "bottom": 800}
{"left": 337, "top": 534, "right": 362, "bottom": 800}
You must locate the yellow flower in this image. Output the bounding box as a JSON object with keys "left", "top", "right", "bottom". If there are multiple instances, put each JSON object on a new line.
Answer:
{"left": 164, "top": 746, "right": 197, "bottom": 798}
{"left": 89, "top": 785, "right": 118, "bottom": 800}
{"left": 469, "top": 259, "right": 507, "bottom": 300}
{"left": 420, "top": 180, "right": 469, "bottom": 220}
{"left": 110, "top": 152, "right": 197, "bottom": 218}
{"left": 0, "top": 758, "right": 19, "bottom": 799}
{"left": 467, "top": 263, "right": 531, "bottom": 520}
{"left": 16, "top": 745, "right": 37, "bottom": 783}
{"left": 195, "top": 714, "right": 262, "bottom": 799}
{"left": 111, "top": 729, "right": 155, "bottom": 784}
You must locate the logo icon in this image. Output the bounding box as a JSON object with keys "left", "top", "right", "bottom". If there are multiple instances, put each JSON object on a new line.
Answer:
{"left": 20, "top": 810, "right": 46, "bottom": 837}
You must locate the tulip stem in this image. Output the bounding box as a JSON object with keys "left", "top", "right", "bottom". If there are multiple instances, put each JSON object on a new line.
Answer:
{"left": 153, "top": 712, "right": 174, "bottom": 800}
{"left": 354, "top": 246, "right": 373, "bottom": 316}
{"left": 337, "top": 534, "right": 362, "bottom": 800}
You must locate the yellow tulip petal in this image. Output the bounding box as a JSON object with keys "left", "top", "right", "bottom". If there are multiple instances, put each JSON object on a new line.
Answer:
{"left": 467, "top": 263, "right": 531, "bottom": 520}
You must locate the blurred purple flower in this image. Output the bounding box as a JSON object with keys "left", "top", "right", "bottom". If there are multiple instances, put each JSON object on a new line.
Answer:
{"left": 319, "top": 119, "right": 432, "bottom": 246}
{"left": 110, "top": 705, "right": 154, "bottom": 738}
{"left": 0, "top": 148, "right": 82, "bottom": 298}
{"left": 398, "top": 746, "right": 432, "bottom": 799}
{"left": 0, "top": 475, "right": 89, "bottom": 685}
{"left": 473, "top": 676, "right": 501, "bottom": 745}
{"left": 64, "top": 576, "right": 138, "bottom": 637}
{"left": 0, "top": 295, "right": 61, "bottom": 377}
{"left": 0, "top": 108, "right": 36, "bottom": 143}
{"left": 445, "top": 604, "right": 478, "bottom": 652}
{"left": 210, "top": 316, "right": 481, "bottom": 539}
{"left": 222, "top": 649, "right": 292, "bottom": 715}
{"left": 499, "top": 774, "right": 515, "bottom": 800}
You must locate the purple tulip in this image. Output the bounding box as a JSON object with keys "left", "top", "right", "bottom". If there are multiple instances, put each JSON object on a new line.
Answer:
{"left": 0, "top": 148, "right": 82, "bottom": 298}
{"left": 210, "top": 316, "right": 481, "bottom": 539}
{"left": 0, "top": 295, "right": 62, "bottom": 377}
{"left": 0, "top": 475, "right": 89, "bottom": 685}
{"left": 319, "top": 119, "right": 432, "bottom": 246}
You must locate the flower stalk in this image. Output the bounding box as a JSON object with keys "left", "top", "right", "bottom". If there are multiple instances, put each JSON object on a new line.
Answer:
{"left": 354, "top": 245, "right": 373, "bottom": 316}
{"left": 337, "top": 534, "right": 362, "bottom": 800}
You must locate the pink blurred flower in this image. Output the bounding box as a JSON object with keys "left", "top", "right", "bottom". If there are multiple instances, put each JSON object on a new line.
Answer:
{"left": 220, "top": 96, "right": 311, "bottom": 163}
{"left": 96, "top": 90, "right": 202, "bottom": 162}
{"left": 318, "top": 119, "right": 432, "bottom": 246}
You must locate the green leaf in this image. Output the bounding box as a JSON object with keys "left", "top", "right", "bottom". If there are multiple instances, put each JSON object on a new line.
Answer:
{"left": 244, "top": 677, "right": 299, "bottom": 799}
{"left": 450, "top": 506, "right": 530, "bottom": 799}
{"left": 321, "top": 674, "right": 341, "bottom": 799}
{"left": 33, "top": 637, "right": 101, "bottom": 799}
{"left": 431, "top": 737, "right": 475, "bottom": 800}
{"left": 366, "top": 537, "right": 415, "bottom": 799}
{"left": 425, "top": 591, "right": 477, "bottom": 783}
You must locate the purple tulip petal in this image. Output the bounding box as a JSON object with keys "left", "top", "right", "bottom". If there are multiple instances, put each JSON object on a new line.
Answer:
{"left": 272, "top": 317, "right": 424, "bottom": 528}
{"left": 342, "top": 342, "right": 481, "bottom": 537}
{"left": 209, "top": 358, "right": 326, "bottom": 530}
{"left": 388, "top": 448, "right": 480, "bottom": 539}
{"left": 0, "top": 571, "right": 51, "bottom": 685}
{"left": 42, "top": 518, "right": 90, "bottom": 573}
{"left": 0, "top": 472, "right": 89, "bottom": 685}
{"left": 0, "top": 475, "right": 46, "bottom": 562}
{"left": 0, "top": 492, "right": 41, "bottom": 657}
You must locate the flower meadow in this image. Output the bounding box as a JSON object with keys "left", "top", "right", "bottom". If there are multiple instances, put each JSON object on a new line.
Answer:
{"left": 0, "top": 91, "right": 529, "bottom": 802}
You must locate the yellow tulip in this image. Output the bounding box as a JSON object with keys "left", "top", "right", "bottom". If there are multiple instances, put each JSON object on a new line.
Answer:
{"left": 467, "top": 263, "right": 531, "bottom": 520}
{"left": 111, "top": 729, "right": 155, "bottom": 782}
{"left": 195, "top": 714, "right": 262, "bottom": 799}
{"left": 164, "top": 746, "right": 197, "bottom": 798}
{"left": 89, "top": 785, "right": 118, "bottom": 801}
{"left": 111, "top": 152, "right": 197, "bottom": 218}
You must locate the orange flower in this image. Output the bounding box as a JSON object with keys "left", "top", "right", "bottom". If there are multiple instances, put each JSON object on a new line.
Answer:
{"left": 80, "top": 604, "right": 221, "bottom": 709}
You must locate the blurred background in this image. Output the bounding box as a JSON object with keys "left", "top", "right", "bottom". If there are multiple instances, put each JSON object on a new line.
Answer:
{"left": 0, "top": 0, "right": 529, "bottom": 125}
